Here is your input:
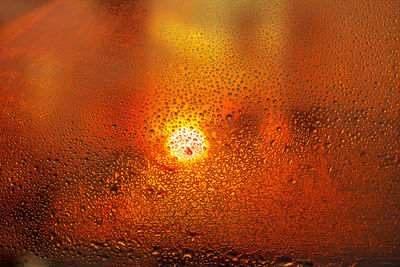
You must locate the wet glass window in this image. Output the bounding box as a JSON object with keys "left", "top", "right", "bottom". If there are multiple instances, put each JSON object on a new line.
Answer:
{"left": 0, "top": 0, "right": 399, "bottom": 266}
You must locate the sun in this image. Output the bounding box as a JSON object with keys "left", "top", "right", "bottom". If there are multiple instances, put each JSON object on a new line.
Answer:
{"left": 168, "top": 127, "right": 207, "bottom": 161}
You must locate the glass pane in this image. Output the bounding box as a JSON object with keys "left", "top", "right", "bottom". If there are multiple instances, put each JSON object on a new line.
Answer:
{"left": 0, "top": 0, "right": 399, "bottom": 265}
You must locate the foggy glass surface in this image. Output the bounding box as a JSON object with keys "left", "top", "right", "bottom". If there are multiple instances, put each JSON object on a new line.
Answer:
{"left": 0, "top": 0, "right": 399, "bottom": 266}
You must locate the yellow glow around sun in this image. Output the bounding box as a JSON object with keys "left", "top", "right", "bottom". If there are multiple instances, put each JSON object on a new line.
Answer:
{"left": 168, "top": 127, "right": 207, "bottom": 161}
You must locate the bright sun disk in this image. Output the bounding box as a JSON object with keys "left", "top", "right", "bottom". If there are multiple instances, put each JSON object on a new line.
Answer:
{"left": 168, "top": 127, "right": 206, "bottom": 161}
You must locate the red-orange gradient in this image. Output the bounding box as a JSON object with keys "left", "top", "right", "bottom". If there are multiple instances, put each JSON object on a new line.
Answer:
{"left": 0, "top": 0, "right": 399, "bottom": 265}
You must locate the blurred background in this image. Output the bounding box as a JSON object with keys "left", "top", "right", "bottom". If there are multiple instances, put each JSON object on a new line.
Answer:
{"left": 0, "top": 0, "right": 399, "bottom": 266}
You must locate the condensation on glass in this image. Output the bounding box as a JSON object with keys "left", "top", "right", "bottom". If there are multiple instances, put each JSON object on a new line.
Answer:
{"left": 0, "top": 0, "right": 399, "bottom": 266}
